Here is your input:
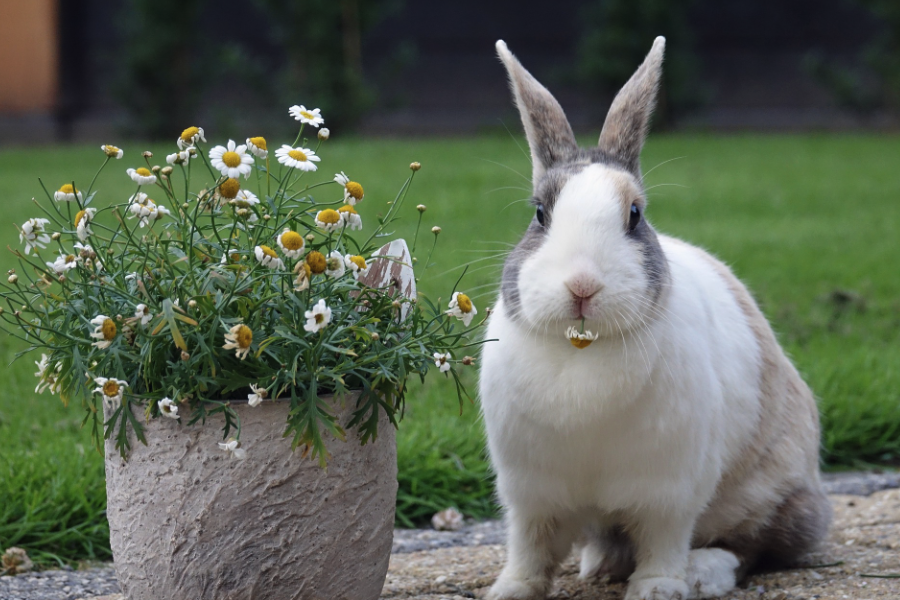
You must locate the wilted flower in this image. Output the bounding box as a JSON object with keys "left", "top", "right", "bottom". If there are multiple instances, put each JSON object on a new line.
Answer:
{"left": 158, "top": 397, "right": 179, "bottom": 419}
{"left": 334, "top": 172, "right": 365, "bottom": 205}
{"left": 127, "top": 192, "right": 170, "bottom": 228}
{"left": 20, "top": 218, "right": 52, "bottom": 254}
{"left": 101, "top": 144, "right": 124, "bottom": 159}
{"left": 566, "top": 326, "right": 599, "bottom": 349}
{"left": 166, "top": 150, "right": 193, "bottom": 165}
{"left": 127, "top": 167, "right": 157, "bottom": 186}
{"left": 338, "top": 204, "right": 362, "bottom": 230}
{"left": 306, "top": 251, "right": 326, "bottom": 274}
{"left": 254, "top": 245, "right": 285, "bottom": 270}
{"left": 93, "top": 376, "right": 128, "bottom": 406}
{"left": 46, "top": 252, "right": 79, "bottom": 274}
{"left": 324, "top": 250, "right": 345, "bottom": 278}
{"left": 246, "top": 136, "right": 268, "bottom": 159}
{"left": 177, "top": 126, "right": 205, "bottom": 149}
{"left": 223, "top": 323, "right": 253, "bottom": 360}
{"left": 248, "top": 384, "right": 268, "bottom": 407}
{"left": 304, "top": 299, "right": 332, "bottom": 333}
{"left": 431, "top": 507, "right": 464, "bottom": 531}
{"left": 219, "top": 438, "right": 247, "bottom": 459}
{"left": 74, "top": 207, "right": 96, "bottom": 242}
{"left": 293, "top": 261, "right": 312, "bottom": 291}
{"left": 447, "top": 292, "right": 477, "bottom": 326}
{"left": 89, "top": 314, "right": 117, "bottom": 349}
{"left": 344, "top": 254, "right": 369, "bottom": 280}
{"left": 135, "top": 303, "right": 152, "bottom": 326}
{"left": 54, "top": 183, "right": 83, "bottom": 202}
{"left": 433, "top": 352, "right": 452, "bottom": 373}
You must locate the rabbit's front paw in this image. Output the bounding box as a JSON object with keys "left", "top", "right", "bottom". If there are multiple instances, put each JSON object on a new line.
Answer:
{"left": 624, "top": 576, "right": 689, "bottom": 600}
{"left": 486, "top": 575, "right": 547, "bottom": 600}
{"left": 685, "top": 548, "right": 739, "bottom": 599}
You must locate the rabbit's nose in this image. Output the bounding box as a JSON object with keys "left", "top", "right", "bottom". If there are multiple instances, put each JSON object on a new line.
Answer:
{"left": 565, "top": 275, "right": 603, "bottom": 299}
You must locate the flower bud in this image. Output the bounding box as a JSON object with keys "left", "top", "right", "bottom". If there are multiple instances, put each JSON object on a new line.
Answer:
{"left": 371, "top": 332, "right": 380, "bottom": 341}
{"left": 143, "top": 151, "right": 153, "bottom": 158}
{"left": 318, "top": 128, "right": 330, "bottom": 140}
{"left": 182, "top": 203, "right": 189, "bottom": 210}
{"left": 188, "top": 299, "right": 197, "bottom": 309}
{"left": 8, "top": 274, "right": 18, "bottom": 284}
{"left": 392, "top": 300, "right": 401, "bottom": 309}
{"left": 431, "top": 226, "right": 441, "bottom": 235}
{"left": 51, "top": 232, "right": 61, "bottom": 240}
{"left": 161, "top": 166, "right": 174, "bottom": 176}
{"left": 306, "top": 234, "right": 315, "bottom": 243}
{"left": 151, "top": 165, "right": 161, "bottom": 173}
{"left": 462, "top": 356, "right": 475, "bottom": 366}
{"left": 58, "top": 275, "right": 66, "bottom": 283}
{"left": 263, "top": 214, "right": 271, "bottom": 221}
{"left": 417, "top": 204, "right": 426, "bottom": 213}
{"left": 181, "top": 350, "right": 190, "bottom": 361}
{"left": 410, "top": 162, "right": 421, "bottom": 171}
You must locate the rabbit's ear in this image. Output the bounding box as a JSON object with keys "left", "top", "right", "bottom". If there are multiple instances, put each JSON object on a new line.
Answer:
{"left": 496, "top": 40, "right": 578, "bottom": 184}
{"left": 598, "top": 36, "right": 666, "bottom": 176}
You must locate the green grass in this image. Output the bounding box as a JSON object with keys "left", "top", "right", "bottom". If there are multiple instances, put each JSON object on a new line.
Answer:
{"left": 1, "top": 133, "right": 898, "bottom": 565}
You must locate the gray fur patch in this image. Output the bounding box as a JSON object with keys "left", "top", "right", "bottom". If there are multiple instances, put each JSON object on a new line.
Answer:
{"left": 627, "top": 218, "right": 670, "bottom": 305}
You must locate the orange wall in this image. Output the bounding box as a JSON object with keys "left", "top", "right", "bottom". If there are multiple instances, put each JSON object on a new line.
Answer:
{"left": 0, "top": 0, "right": 58, "bottom": 112}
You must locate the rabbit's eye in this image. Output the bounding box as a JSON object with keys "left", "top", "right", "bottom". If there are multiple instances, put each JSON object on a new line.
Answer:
{"left": 628, "top": 203, "right": 641, "bottom": 231}
{"left": 536, "top": 204, "right": 545, "bottom": 226}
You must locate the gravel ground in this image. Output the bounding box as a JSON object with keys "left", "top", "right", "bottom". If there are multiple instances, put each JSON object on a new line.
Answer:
{"left": 1, "top": 471, "right": 896, "bottom": 600}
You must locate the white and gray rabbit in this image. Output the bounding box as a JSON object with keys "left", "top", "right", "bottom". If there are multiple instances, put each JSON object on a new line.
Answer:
{"left": 479, "top": 37, "right": 831, "bottom": 600}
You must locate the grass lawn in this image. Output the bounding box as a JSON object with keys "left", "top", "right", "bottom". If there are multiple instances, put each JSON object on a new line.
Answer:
{"left": 1, "top": 133, "right": 898, "bottom": 565}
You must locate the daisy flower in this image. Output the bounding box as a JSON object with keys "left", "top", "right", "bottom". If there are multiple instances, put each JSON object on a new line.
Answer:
{"left": 293, "top": 261, "right": 312, "bottom": 291}
{"left": 177, "top": 126, "right": 205, "bottom": 150}
{"left": 254, "top": 245, "right": 284, "bottom": 270}
{"left": 306, "top": 250, "right": 326, "bottom": 274}
{"left": 447, "top": 292, "right": 478, "bottom": 326}
{"left": 158, "top": 397, "right": 179, "bottom": 419}
{"left": 334, "top": 172, "right": 365, "bottom": 205}
{"left": 74, "top": 207, "right": 96, "bottom": 242}
{"left": 247, "top": 384, "right": 268, "bottom": 407}
{"left": 54, "top": 183, "right": 83, "bottom": 202}
{"left": 19, "top": 218, "right": 51, "bottom": 254}
{"left": 135, "top": 303, "right": 153, "bottom": 326}
{"left": 288, "top": 105, "right": 324, "bottom": 127}
{"left": 209, "top": 139, "right": 254, "bottom": 179}
{"left": 127, "top": 167, "right": 157, "bottom": 186}
{"left": 90, "top": 314, "right": 117, "bottom": 349}
{"left": 74, "top": 242, "right": 95, "bottom": 259}
{"left": 304, "top": 299, "right": 332, "bottom": 333}
{"left": 246, "top": 136, "right": 268, "bottom": 159}
{"left": 338, "top": 204, "right": 362, "bottom": 230}
{"left": 565, "top": 326, "right": 599, "bottom": 349}
{"left": 166, "top": 150, "right": 193, "bottom": 165}
{"left": 34, "top": 354, "right": 61, "bottom": 394}
{"left": 276, "top": 229, "right": 305, "bottom": 259}
{"left": 93, "top": 376, "right": 128, "bottom": 407}
{"left": 324, "top": 250, "right": 345, "bottom": 278}
{"left": 223, "top": 323, "right": 253, "bottom": 360}
{"left": 433, "top": 352, "right": 452, "bottom": 373}
{"left": 231, "top": 189, "right": 259, "bottom": 208}
{"left": 101, "top": 144, "right": 124, "bottom": 159}
{"left": 218, "top": 438, "right": 247, "bottom": 459}
{"left": 275, "top": 145, "right": 320, "bottom": 172}
{"left": 46, "top": 252, "right": 79, "bottom": 274}
{"left": 315, "top": 208, "right": 341, "bottom": 232}
{"left": 127, "top": 193, "right": 170, "bottom": 228}
{"left": 344, "top": 254, "right": 370, "bottom": 280}
{"left": 318, "top": 128, "right": 330, "bottom": 140}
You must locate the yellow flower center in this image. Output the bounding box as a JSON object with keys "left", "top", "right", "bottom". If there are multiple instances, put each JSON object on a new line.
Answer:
{"left": 181, "top": 126, "right": 200, "bottom": 142}
{"left": 301, "top": 110, "right": 316, "bottom": 121}
{"left": 338, "top": 204, "right": 358, "bottom": 215}
{"left": 249, "top": 136, "right": 267, "bottom": 150}
{"left": 65, "top": 254, "right": 76, "bottom": 264}
{"left": 317, "top": 209, "right": 340, "bottom": 224}
{"left": 103, "top": 145, "right": 120, "bottom": 157}
{"left": 235, "top": 324, "right": 253, "bottom": 348}
{"left": 136, "top": 167, "right": 152, "bottom": 177}
{"left": 348, "top": 255, "right": 367, "bottom": 270}
{"left": 75, "top": 210, "right": 88, "bottom": 227}
{"left": 260, "top": 245, "right": 278, "bottom": 259}
{"left": 59, "top": 183, "right": 77, "bottom": 194}
{"left": 306, "top": 251, "right": 326, "bottom": 274}
{"left": 569, "top": 338, "right": 593, "bottom": 349}
{"left": 219, "top": 178, "right": 240, "bottom": 199}
{"left": 326, "top": 256, "right": 342, "bottom": 271}
{"left": 288, "top": 149, "right": 308, "bottom": 162}
{"left": 222, "top": 151, "right": 242, "bottom": 168}
{"left": 101, "top": 318, "right": 117, "bottom": 340}
{"left": 345, "top": 181, "right": 364, "bottom": 200}
{"left": 102, "top": 380, "right": 121, "bottom": 397}
{"left": 280, "top": 231, "right": 304, "bottom": 251}
{"left": 456, "top": 293, "right": 473, "bottom": 314}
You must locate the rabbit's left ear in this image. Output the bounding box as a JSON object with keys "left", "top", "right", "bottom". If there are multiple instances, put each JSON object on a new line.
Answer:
{"left": 598, "top": 36, "right": 666, "bottom": 176}
{"left": 496, "top": 40, "right": 578, "bottom": 185}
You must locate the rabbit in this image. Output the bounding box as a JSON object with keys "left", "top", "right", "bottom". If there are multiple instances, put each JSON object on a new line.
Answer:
{"left": 478, "top": 36, "right": 832, "bottom": 600}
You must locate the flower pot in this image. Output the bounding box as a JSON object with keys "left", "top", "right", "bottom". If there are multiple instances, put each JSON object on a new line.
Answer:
{"left": 104, "top": 396, "right": 397, "bottom": 600}
{"left": 103, "top": 240, "right": 415, "bottom": 600}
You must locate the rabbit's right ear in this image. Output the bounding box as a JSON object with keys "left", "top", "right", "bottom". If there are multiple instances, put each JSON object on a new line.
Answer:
{"left": 496, "top": 40, "right": 578, "bottom": 185}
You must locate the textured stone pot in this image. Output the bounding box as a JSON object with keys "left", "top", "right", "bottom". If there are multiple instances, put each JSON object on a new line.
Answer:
{"left": 104, "top": 240, "right": 415, "bottom": 600}
{"left": 105, "top": 398, "right": 397, "bottom": 600}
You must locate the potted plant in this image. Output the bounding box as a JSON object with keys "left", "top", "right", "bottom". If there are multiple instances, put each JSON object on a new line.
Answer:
{"left": 3, "top": 106, "right": 482, "bottom": 600}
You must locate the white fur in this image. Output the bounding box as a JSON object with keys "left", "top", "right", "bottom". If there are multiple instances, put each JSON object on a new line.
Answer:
{"left": 480, "top": 164, "right": 760, "bottom": 599}
{"left": 686, "top": 549, "right": 740, "bottom": 599}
